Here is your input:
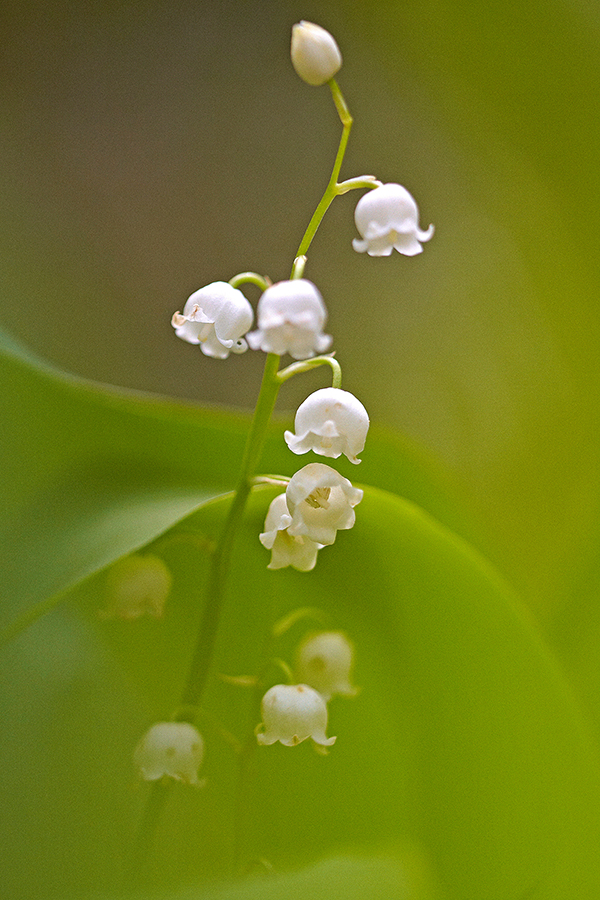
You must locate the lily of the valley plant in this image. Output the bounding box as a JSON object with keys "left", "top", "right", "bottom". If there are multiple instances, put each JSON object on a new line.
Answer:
{"left": 132, "top": 17, "right": 432, "bottom": 880}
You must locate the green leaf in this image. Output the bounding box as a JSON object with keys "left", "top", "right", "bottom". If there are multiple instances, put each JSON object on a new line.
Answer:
{"left": 25, "top": 485, "right": 596, "bottom": 900}
{"left": 0, "top": 329, "right": 467, "bottom": 640}
{"left": 138, "top": 854, "right": 433, "bottom": 900}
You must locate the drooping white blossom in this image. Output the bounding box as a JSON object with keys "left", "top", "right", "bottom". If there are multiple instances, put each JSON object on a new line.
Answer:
{"left": 100, "top": 554, "right": 171, "bottom": 620}
{"left": 134, "top": 722, "right": 205, "bottom": 785}
{"left": 352, "top": 183, "right": 434, "bottom": 257}
{"left": 284, "top": 388, "right": 369, "bottom": 464}
{"left": 296, "top": 631, "right": 358, "bottom": 701}
{"left": 246, "top": 279, "right": 332, "bottom": 360}
{"left": 256, "top": 683, "right": 336, "bottom": 748}
{"left": 171, "top": 281, "right": 254, "bottom": 358}
{"left": 286, "top": 463, "right": 363, "bottom": 546}
{"left": 259, "top": 493, "right": 322, "bottom": 571}
{"left": 291, "top": 21, "right": 342, "bottom": 87}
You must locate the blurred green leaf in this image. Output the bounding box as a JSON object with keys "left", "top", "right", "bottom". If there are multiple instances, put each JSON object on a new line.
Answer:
{"left": 0, "top": 328, "right": 468, "bottom": 637}
{"left": 129, "top": 854, "right": 433, "bottom": 900}
{"left": 17, "top": 485, "right": 592, "bottom": 900}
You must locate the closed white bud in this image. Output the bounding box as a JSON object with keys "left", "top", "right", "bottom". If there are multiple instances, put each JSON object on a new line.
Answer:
{"left": 134, "top": 722, "right": 205, "bottom": 785}
{"left": 285, "top": 388, "right": 369, "bottom": 464}
{"left": 291, "top": 21, "right": 342, "bottom": 87}
{"left": 256, "top": 683, "right": 336, "bottom": 747}
{"left": 296, "top": 631, "right": 358, "bottom": 701}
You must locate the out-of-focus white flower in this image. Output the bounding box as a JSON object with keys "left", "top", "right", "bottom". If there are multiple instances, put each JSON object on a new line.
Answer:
{"left": 100, "top": 555, "right": 171, "bottom": 620}
{"left": 171, "top": 282, "right": 254, "bottom": 358}
{"left": 296, "top": 631, "right": 358, "bottom": 701}
{"left": 291, "top": 21, "right": 342, "bottom": 86}
{"left": 284, "top": 388, "right": 369, "bottom": 464}
{"left": 246, "top": 279, "right": 332, "bottom": 360}
{"left": 134, "top": 722, "right": 205, "bottom": 785}
{"left": 352, "top": 183, "right": 434, "bottom": 257}
{"left": 256, "top": 683, "right": 336, "bottom": 747}
{"left": 259, "top": 493, "right": 322, "bottom": 571}
{"left": 286, "top": 463, "right": 363, "bottom": 546}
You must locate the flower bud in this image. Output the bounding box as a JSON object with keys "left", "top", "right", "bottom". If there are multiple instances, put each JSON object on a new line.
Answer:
{"left": 284, "top": 388, "right": 369, "bottom": 464}
{"left": 291, "top": 21, "right": 342, "bottom": 87}
{"left": 286, "top": 463, "right": 363, "bottom": 546}
{"left": 259, "top": 493, "right": 322, "bottom": 571}
{"left": 296, "top": 631, "right": 358, "bottom": 701}
{"left": 101, "top": 554, "right": 171, "bottom": 620}
{"left": 171, "top": 281, "right": 254, "bottom": 358}
{"left": 353, "top": 183, "right": 434, "bottom": 257}
{"left": 134, "top": 722, "right": 205, "bottom": 785}
{"left": 246, "top": 279, "right": 332, "bottom": 360}
{"left": 256, "top": 683, "right": 336, "bottom": 747}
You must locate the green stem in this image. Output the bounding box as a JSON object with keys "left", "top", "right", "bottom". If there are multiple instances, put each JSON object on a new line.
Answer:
{"left": 178, "top": 353, "right": 281, "bottom": 711}
{"left": 130, "top": 77, "right": 358, "bottom": 887}
{"left": 128, "top": 354, "right": 282, "bottom": 887}
{"left": 124, "top": 781, "right": 171, "bottom": 889}
{"left": 293, "top": 79, "right": 353, "bottom": 264}
{"left": 229, "top": 272, "right": 271, "bottom": 291}
{"left": 277, "top": 354, "right": 342, "bottom": 389}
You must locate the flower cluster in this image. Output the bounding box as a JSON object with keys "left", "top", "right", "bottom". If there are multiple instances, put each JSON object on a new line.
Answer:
{"left": 148, "top": 19, "right": 434, "bottom": 782}
{"left": 171, "top": 183, "right": 432, "bottom": 354}
{"left": 254, "top": 629, "right": 357, "bottom": 750}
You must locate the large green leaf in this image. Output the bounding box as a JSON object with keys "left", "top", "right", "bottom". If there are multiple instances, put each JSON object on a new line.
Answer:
{"left": 0, "top": 328, "right": 467, "bottom": 636}
{"left": 4, "top": 484, "right": 598, "bottom": 899}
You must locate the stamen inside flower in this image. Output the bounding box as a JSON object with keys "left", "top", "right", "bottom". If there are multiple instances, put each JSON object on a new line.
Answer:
{"left": 305, "top": 486, "right": 331, "bottom": 509}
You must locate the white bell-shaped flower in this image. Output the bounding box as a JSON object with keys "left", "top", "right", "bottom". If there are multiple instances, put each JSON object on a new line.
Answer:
{"left": 246, "top": 279, "right": 332, "bottom": 360}
{"left": 101, "top": 554, "right": 171, "bottom": 620}
{"left": 295, "top": 631, "right": 358, "bottom": 701}
{"left": 134, "top": 722, "right": 205, "bottom": 785}
{"left": 284, "top": 388, "right": 369, "bottom": 464}
{"left": 171, "top": 281, "right": 254, "bottom": 358}
{"left": 259, "top": 493, "right": 322, "bottom": 571}
{"left": 291, "top": 21, "right": 342, "bottom": 87}
{"left": 256, "top": 683, "right": 336, "bottom": 747}
{"left": 352, "top": 183, "right": 434, "bottom": 257}
{"left": 286, "top": 463, "right": 363, "bottom": 546}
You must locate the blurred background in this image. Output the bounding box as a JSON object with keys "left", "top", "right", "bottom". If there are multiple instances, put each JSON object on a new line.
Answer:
{"left": 4, "top": 4, "right": 600, "bottom": 898}
{"left": 1, "top": 0, "right": 600, "bottom": 652}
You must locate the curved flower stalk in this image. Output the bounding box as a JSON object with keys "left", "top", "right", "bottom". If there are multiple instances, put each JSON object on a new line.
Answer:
{"left": 353, "top": 183, "right": 434, "bottom": 257}
{"left": 295, "top": 631, "right": 358, "bottom": 701}
{"left": 246, "top": 279, "right": 332, "bottom": 359}
{"left": 172, "top": 282, "right": 254, "bottom": 358}
{"left": 259, "top": 493, "right": 323, "bottom": 571}
{"left": 284, "top": 387, "right": 369, "bottom": 464}
{"left": 291, "top": 21, "right": 342, "bottom": 86}
{"left": 122, "top": 17, "right": 437, "bottom": 883}
{"left": 134, "top": 722, "right": 205, "bottom": 786}
{"left": 286, "top": 463, "right": 363, "bottom": 546}
{"left": 256, "top": 683, "right": 336, "bottom": 748}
